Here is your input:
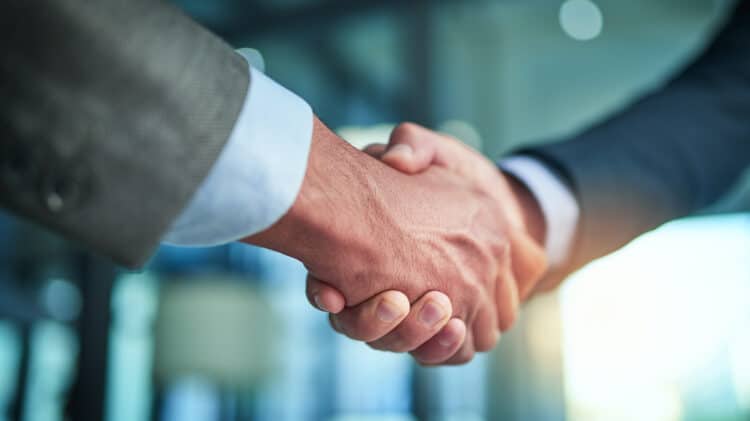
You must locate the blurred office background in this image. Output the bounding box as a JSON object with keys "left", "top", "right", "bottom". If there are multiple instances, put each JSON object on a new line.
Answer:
{"left": 1, "top": 0, "right": 749, "bottom": 420}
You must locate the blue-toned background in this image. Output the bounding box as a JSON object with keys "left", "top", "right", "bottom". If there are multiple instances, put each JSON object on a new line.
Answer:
{"left": 1, "top": 1, "right": 749, "bottom": 420}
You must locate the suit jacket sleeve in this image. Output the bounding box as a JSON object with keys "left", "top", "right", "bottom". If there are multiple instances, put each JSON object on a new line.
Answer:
{"left": 0, "top": 0, "right": 249, "bottom": 267}
{"left": 523, "top": 1, "right": 750, "bottom": 276}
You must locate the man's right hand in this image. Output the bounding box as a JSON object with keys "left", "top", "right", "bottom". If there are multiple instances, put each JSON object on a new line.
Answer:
{"left": 245, "top": 118, "right": 541, "bottom": 364}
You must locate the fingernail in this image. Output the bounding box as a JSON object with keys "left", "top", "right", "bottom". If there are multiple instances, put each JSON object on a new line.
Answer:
{"left": 314, "top": 294, "right": 328, "bottom": 312}
{"left": 377, "top": 299, "right": 403, "bottom": 323}
{"left": 331, "top": 315, "right": 343, "bottom": 332}
{"left": 420, "top": 301, "right": 446, "bottom": 327}
{"left": 387, "top": 144, "right": 413, "bottom": 160}
{"left": 436, "top": 328, "right": 456, "bottom": 348}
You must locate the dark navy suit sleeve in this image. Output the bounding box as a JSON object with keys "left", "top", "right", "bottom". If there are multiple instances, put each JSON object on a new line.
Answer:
{"left": 524, "top": 1, "right": 750, "bottom": 275}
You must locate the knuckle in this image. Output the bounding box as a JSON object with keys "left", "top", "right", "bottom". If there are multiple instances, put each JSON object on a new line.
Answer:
{"left": 491, "top": 238, "right": 511, "bottom": 263}
{"left": 461, "top": 282, "right": 483, "bottom": 310}
{"left": 453, "top": 302, "right": 475, "bottom": 329}
{"left": 392, "top": 122, "right": 419, "bottom": 140}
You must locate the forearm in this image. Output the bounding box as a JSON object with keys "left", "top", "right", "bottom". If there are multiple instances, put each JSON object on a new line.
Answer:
{"left": 244, "top": 118, "right": 378, "bottom": 268}
{"left": 163, "top": 56, "right": 313, "bottom": 247}
{"left": 0, "top": 0, "right": 247, "bottom": 267}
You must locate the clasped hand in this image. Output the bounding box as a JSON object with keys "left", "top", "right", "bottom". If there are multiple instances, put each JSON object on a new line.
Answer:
{"left": 247, "top": 121, "right": 547, "bottom": 365}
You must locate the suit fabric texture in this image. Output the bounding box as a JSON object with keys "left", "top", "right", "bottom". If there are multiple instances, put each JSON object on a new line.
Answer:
{"left": 0, "top": 0, "right": 249, "bottom": 267}
{"left": 525, "top": 1, "right": 750, "bottom": 276}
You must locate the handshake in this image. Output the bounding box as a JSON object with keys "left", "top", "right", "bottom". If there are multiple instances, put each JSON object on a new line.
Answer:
{"left": 246, "top": 118, "right": 550, "bottom": 365}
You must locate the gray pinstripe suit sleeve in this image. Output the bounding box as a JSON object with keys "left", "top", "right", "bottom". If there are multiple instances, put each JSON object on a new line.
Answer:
{"left": 0, "top": 0, "right": 249, "bottom": 267}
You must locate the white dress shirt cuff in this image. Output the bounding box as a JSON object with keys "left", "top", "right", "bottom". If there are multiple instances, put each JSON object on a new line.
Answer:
{"left": 163, "top": 50, "right": 313, "bottom": 246}
{"left": 499, "top": 156, "right": 580, "bottom": 269}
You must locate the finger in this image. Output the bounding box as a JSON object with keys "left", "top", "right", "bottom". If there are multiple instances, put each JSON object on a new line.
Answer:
{"left": 368, "top": 291, "right": 452, "bottom": 352}
{"left": 329, "top": 291, "right": 410, "bottom": 342}
{"left": 496, "top": 267, "right": 521, "bottom": 332}
{"left": 363, "top": 143, "right": 387, "bottom": 158}
{"left": 384, "top": 123, "right": 474, "bottom": 174}
{"left": 329, "top": 312, "right": 343, "bottom": 333}
{"left": 472, "top": 306, "right": 500, "bottom": 352}
{"left": 382, "top": 123, "right": 440, "bottom": 174}
{"left": 410, "top": 318, "right": 467, "bottom": 365}
{"left": 442, "top": 329, "right": 476, "bottom": 365}
{"left": 306, "top": 275, "right": 346, "bottom": 314}
{"left": 510, "top": 232, "right": 549, "bottom": 301}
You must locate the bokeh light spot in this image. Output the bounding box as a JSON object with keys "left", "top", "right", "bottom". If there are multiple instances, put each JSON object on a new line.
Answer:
{"left": 559, "top": 0, "right": 603, "bottom": 41}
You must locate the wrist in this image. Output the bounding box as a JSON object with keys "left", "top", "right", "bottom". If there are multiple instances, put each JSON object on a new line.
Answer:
{"left": 244, "top": 117, "right": 375, "bottom": 266}
{"left": 504, "top": 172, "right": 546, "bottom": 248}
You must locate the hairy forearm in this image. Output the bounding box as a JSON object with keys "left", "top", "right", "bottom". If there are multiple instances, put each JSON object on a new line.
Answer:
{"left": 244, "top": 117, "right": 378, "bottom": 268}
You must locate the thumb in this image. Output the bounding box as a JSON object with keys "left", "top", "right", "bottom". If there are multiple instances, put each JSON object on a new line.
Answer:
{"left": 382, "top": 123, "right": 440, "bottom": 174}
{"left": 362, "top": 143, "right": 387, "bottom": 158}
{"left": 306, "top": 274, "right": 347, "bottom": 314}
